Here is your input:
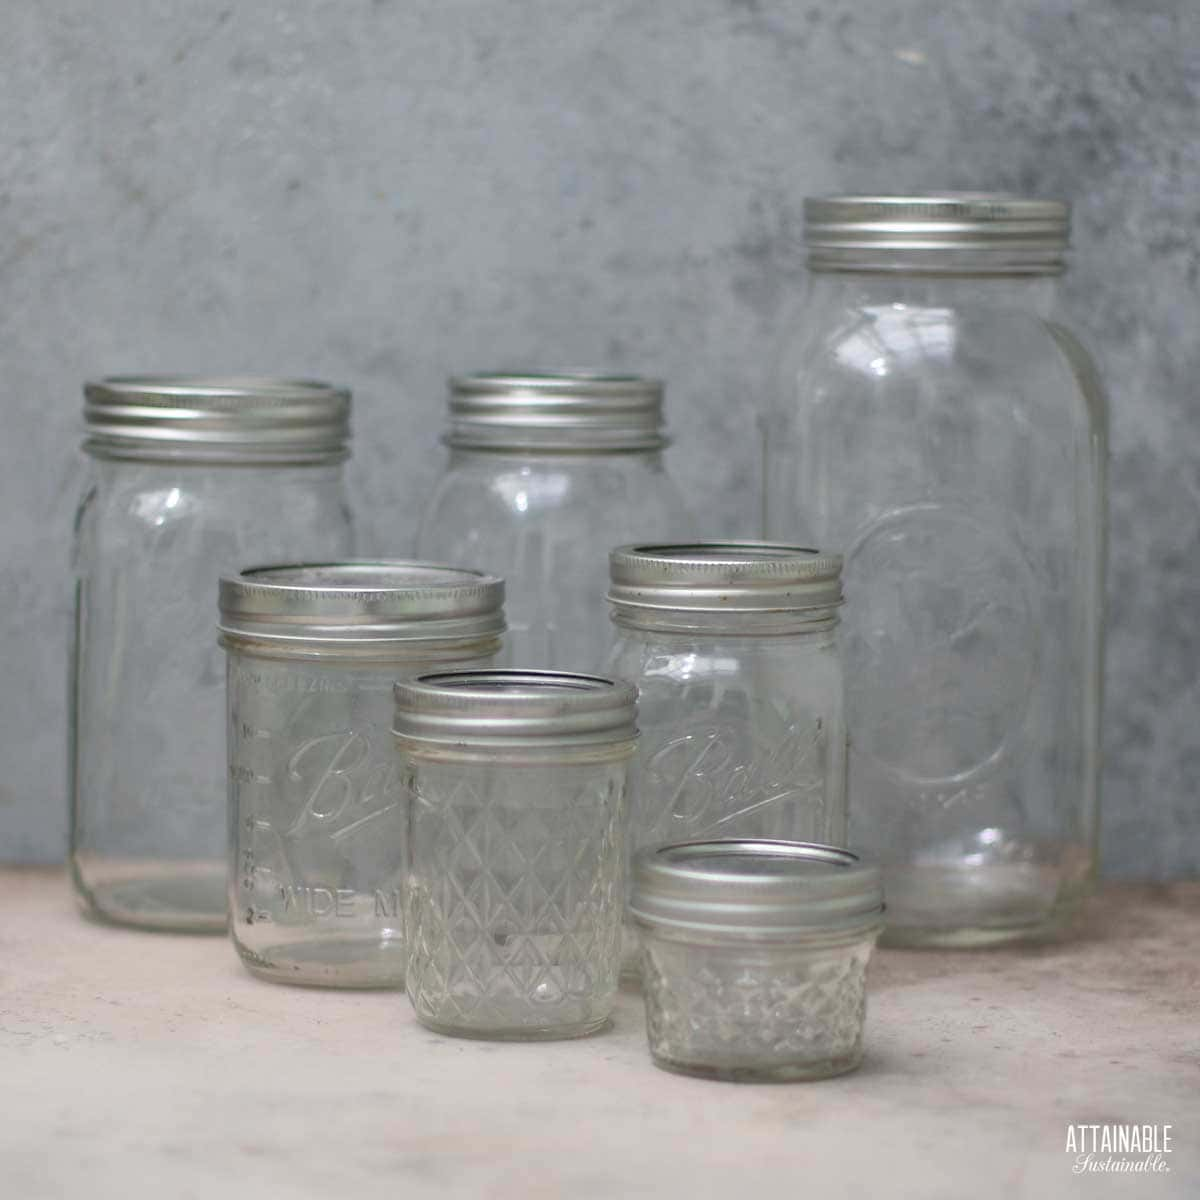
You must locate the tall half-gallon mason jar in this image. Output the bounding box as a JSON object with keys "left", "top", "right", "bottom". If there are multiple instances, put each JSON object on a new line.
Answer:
{"left": 70, "top": 377, "right": 356, "bottom": 931}
{"left": 764, "top": 196, "right": 1108, "bottom": 945}
{"left": 416, "top": 373, "right": 692, "bottom": 670}
{"left": 605, "top": 542, "right": 848, "bottom": 967}
{"left": 219, "top": 562, "right": 504, "bottom": 987}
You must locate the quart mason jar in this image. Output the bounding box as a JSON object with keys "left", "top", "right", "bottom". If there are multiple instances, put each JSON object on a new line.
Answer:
{"left": 764, "top": 196, "right": 1108, "bottom": 946}
{"left": 218, "top": 562, "right": 504, "bottom": 987}
{"left": 416, "top": 373, "right": 692, "bottom": 670}
{"left": 70, "top": 377, "right": 355, "bottom": 931}
{"left": 395, "top": 670, "right": 637, "bottom": 1040}
{"left": 605, "top": 542, "right": 848, "bottom": 969}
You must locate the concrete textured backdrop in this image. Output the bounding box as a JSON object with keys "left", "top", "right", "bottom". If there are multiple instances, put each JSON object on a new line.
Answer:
{"left": 1, "top": 1, "right": 1196, "bottom": 877}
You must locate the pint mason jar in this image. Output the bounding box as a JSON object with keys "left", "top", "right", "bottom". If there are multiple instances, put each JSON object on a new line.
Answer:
{"left": 631, "top": 839, "right": 884, "bottom": 1082}
{"left": 218, "top": 563, "right": 504, "bottom": 987}
{"left": 605, "top": 542, "right": 848, "bottom": 966}
{"left": 395, "top": 670, "right": 637, "bottom": 1039}
{"left": 764, "top": 196, "right": 1108, "bottom": 945}
{"left": 416, "top": 373, "right": 692, "bottom": 670}
{"left": 70, "top": 377, "right": 355, "bottom": 931}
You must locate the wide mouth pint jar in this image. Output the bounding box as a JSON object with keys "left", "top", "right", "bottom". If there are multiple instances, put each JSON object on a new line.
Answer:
{"left": 394, "top": 669, "right": 638, "bottom": 1040}
{"left": 218, "top": 561, "right": 504, "bottom": 988}
{"left": 630, "top": 839, "right": 884, "bottom": 1081}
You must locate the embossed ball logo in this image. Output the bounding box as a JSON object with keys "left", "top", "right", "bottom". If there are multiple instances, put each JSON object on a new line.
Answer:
{"left": 842, "top": 503, "right": 1037, "bottom": 787}
{"left": 642, "top": 717, "right": 825, "bottom": 840}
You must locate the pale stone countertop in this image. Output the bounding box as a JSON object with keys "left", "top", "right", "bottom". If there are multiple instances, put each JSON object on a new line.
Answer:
{"left": 1, "top": 869, "right": 1196, "bottom": 1199}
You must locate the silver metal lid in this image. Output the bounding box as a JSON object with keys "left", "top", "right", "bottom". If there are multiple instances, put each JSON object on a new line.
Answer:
{"left": 394, "top": 669, "right": 638, "bottom": 753}
{"left": 83, "top": 376, "right": 351, "bottom": 463}
{"left": 630, "top": 840, "right": 884, "bottom": 937}
{"left": 608, "top": 541, "right": 843, "bottom": 629}
{"left": 218, "top": 562, "right": 504, "bottom": 658}
{"left": 446, "top": 372, "right": 667, "bottom": 451}
{"left": 805, "top": 194, "right": 1070, "bottom": 275}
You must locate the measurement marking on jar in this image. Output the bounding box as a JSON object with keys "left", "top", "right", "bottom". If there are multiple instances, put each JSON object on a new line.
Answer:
{"left": 230, "top": 764, "right": 272, "bottom": 785}
{"left": 231, "top": 667, "right": 355, "bottom": 694}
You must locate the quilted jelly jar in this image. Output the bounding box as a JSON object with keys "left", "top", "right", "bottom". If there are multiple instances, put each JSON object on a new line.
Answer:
{"left": 219, "top": 562, "right": 504, "bottom": 987}
{"left": 394, "top": 670, "right": 638, "bottom": 1040}
{"left": 630, "top": 840, "right": 884, "bottom": 1082}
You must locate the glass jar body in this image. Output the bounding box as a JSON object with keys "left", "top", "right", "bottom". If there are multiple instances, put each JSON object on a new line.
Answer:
{"left": 417, "top": 449, "right": 692, "bottom": 670}
{"left": 70, "top": 457, "right": 355, "bottom": 931}
{"left": 606, "top": 618, "right": 847, "bottom": 964}
{"left": 638, "top": 923, "right": 879, "bottom": 1081}
{"left": 764, "top": 271, "right": 1107, "bottom": 945}
{"left": 225, "top": 643, "right": 496, "bottom": 987}
{"left": 402, "top": 745, "right": 631, "bottom": 1039}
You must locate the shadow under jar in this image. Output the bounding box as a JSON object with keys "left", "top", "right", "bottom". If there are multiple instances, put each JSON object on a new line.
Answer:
{"left": 394, "top": 670, "right": 638, "bottom": 1040}
{"left": 416, "top": 373, "right": 692, "bottom": 671}
{"left": 764, "top": 196, "right": 1107, "bottom": 946}
{"left": 605, "top": 542, "right": 848, "bottom": 973}
{"left": 70, "top": 377, "right": 355, "bottom": 932}
{"left": 631, "top": 840, "right": 884, "bottom": 1082}
{"left": 218, "top": 562, "right": 505, "bottom": 987}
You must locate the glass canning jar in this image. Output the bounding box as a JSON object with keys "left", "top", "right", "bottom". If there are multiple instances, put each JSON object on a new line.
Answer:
{"left": 631, "top": 839, "right": 884, "bottom": 1082}
{"left": 605, "top": 542, "right": 848, "bottom": 968}
{"left": 218, "top": 562, "right": 504, "bottom": 987}
{"left": 70, "top": 377, "right": 355, "bottom": 931}
{"left": 394, "top": 670, "right": 637, "bottom": 1040}
{"left": 764, "top": 196, "right": 1108, "bottom": 946}
{"left": 416, "top": 373, "right": 692, "bottom": 671}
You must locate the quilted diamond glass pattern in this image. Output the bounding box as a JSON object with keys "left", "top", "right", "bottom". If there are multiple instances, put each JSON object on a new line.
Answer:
{"left": 405, "top": 757, "right": 625, "bottom": 1038}
{"left": 640, "top": 934, "right": 873, "bottom": 1081}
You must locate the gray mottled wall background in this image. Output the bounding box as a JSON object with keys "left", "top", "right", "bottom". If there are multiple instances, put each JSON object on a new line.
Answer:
{"left": 1, "top": 1, "right": 1197, "bottom": 877}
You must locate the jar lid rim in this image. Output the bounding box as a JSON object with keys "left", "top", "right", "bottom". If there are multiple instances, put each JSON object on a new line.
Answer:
{"left": 394, "top": 669, "right": 638, "bottom": 751}
{"left": 608, "top": 540, "right": 843, "bottom": 619}
{"left": 445, "top": 370, "right": 667, "bottom": 451}
{"left": 631, "top": 839, "right": 884, "bottom": 935}
{"left": 83, "top": 375, "right": 351, "bottom": 462}
{"left": 804, "top": 194, "right": 1069, "bottom": 274}
{"left": 218, "top": 560, "right": 505, "bottom": 650}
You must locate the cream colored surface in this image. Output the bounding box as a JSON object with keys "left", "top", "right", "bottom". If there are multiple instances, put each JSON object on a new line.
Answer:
{"left": 1, "top": 869, "right": 1196, "bottom": 1198}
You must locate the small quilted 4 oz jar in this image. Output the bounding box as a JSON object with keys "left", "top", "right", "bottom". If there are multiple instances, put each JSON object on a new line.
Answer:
{"left": 631, "top": 840, "right": 884, "bottom": 1081}
{"left": 394, "top": 670, "right": 638, "bottom": 1040}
